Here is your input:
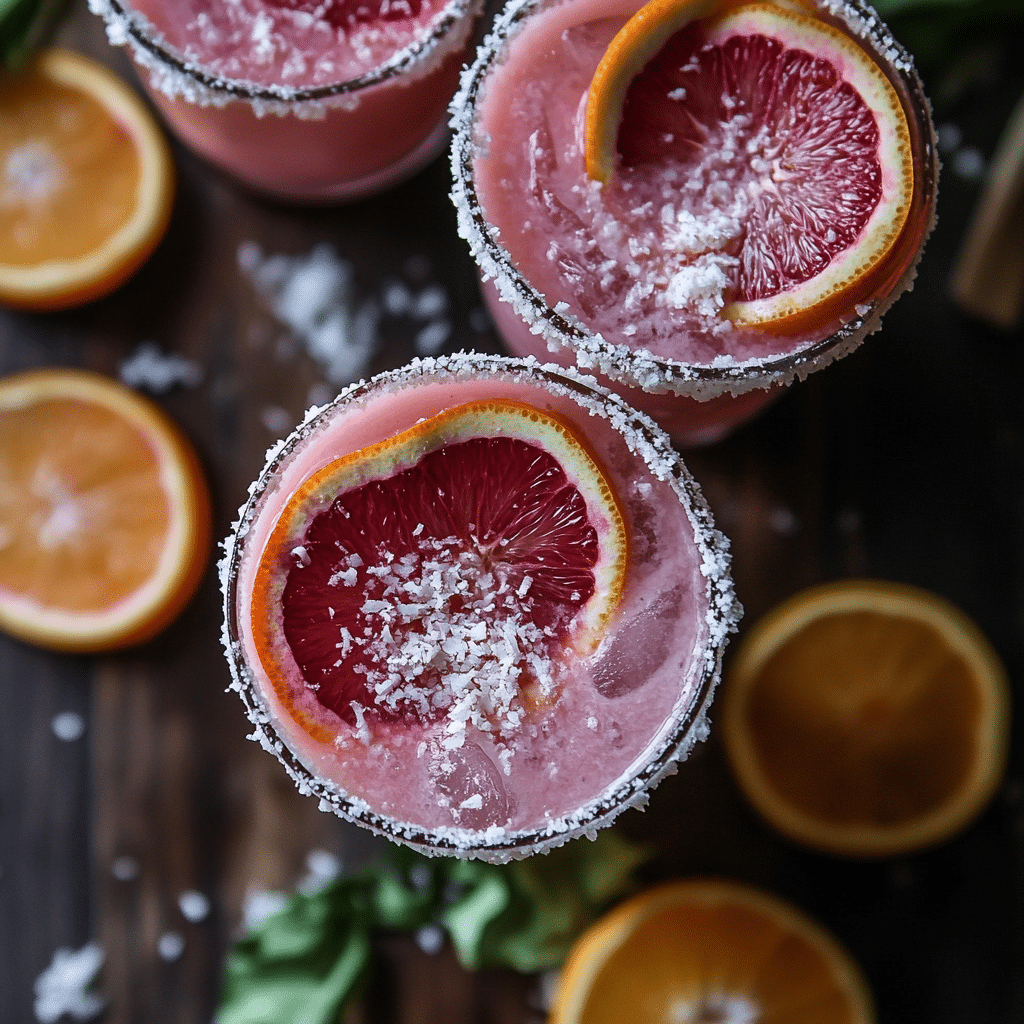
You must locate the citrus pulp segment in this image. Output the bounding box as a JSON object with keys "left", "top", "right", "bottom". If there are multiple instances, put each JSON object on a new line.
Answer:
{"left": 550, "top": 878, "right": 876, "bottom": 1024}
{"left": 251, "top": 399, "right": 628, "bottom": 741}
{"left": 584, "top": 0, "right": 914, "bottom": 333}
{"left": 0, "top": 369, "right": 211, "bottom": 652}
{"left": 0, "top": 48, "right": 174, "bottom": 310}
{"left": 584, "top": 0, "right": 720, "bottom": 185}
{"left": 722, "top": 580, "right": 1011, "bottom": 858}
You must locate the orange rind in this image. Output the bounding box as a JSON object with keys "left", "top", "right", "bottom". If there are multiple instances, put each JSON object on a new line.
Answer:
{"left": 0, "top": 368, "right": 211, "bottom": 652}
{"left": 0, "top": 48, "right": 175, "bottom": 310}
{"left": 251, "top": 399, "right": 628, "bottom": 740}
{"left": 583, "top": 0, "right": 915, "bottom": 334}
{"left": 550, "top": 878, "right": 876, "bottom": 1024}
{"left": 722, "top": 580, "right": 1011, "bottom": 858}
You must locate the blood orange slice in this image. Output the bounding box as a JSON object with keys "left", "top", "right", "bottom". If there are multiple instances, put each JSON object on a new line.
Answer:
{"left": 585, "top": 0, "right": 914, "bottom": 333}
{"left": 251, "top": 400, "right": 628, "bottom": 739}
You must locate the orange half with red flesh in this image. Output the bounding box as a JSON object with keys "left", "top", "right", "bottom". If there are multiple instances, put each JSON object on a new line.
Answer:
{"left": 585, "top": 0, "right": 915, "bottom": 334}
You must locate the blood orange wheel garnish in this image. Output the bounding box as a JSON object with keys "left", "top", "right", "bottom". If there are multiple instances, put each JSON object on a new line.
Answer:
{"left": 0, "top": 48, "right": 174, "bottom": 311}
{"left": 585, "top": 0, "right": 915, "bottom": 333}
{"left": 550, "top": 878, "right": 876, "bottom": 1024}
{"left": 251, "top": 399, "right": 628, "bottom": 742}
{"left": 0, "top": 369, "right": 211, "bottom": 652}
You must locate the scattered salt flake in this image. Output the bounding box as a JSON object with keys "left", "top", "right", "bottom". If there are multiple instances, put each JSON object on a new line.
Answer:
{"left": 51, "top": 711, "right": 85, "bottom": 742}
{"left": 178, "top": 891, "right": 210, "bottom": 923}
{"left": 414, "top": 319, "right": 451, "bottom": 356}
{"left": 298, "top": 849, "right": 342, "bottom": 893}
{"left": 119, "top": 341, "right": 203, "bottom": 394}
{"left": 260, "top": 405, "right": 293, "bottom": 435}
{"left": 767, "top": 506, "right": 799, "bottom": 536}
{"left": 586, "top": 716, "right": 598, "bottom": 730}
{"left": 529, "top": 969, "right": 561, "bottom": 1012}
{"left": 3, "top": 139, "right": 63, "bottom": 207}
{"left": 415, "top": 924, "right": 445, "bottom": 955}
{"left": 157, "top": 932, "right": 185, "bottom": 962}
{"left": 306, "top": 381, "right": 335, "bottom": 409}
{"left": 678, "top": 995, "right": 758, "bottom": 1023}
{"left": 468, "top": 305, "right": 491, "bottom": 333}
{"left": 111, "top": 856, "right": 139, "bottom": 881}
{"left": 411, "top": 285, "right": 448, "bottom": 319}
{"left": 33, "top": 943, "right": 104, "bottom": 1024}
{"left": 409, "top": 864, "right": 432, "bottom": 891}
{"left": 240, "top": 241, "right": 378, "bottom": 385}
{"left": 936, "top": 123, "right": 962, "bottom": 154}
{"left": 459, "top": 793, "right": 484, "bottom": 810}
{"left": 241, "top": 888, "right": 289, "bottom": 932}
{"left": 952, "top": 146, "right": 985, "bottom": 181}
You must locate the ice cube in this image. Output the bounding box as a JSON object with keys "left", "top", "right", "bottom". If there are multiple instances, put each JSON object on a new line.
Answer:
{"left": 429, "top": 740, "right": 513, "bottom": 830}
{"left": 591, "top": 586, "right": 685, "bottom": 698}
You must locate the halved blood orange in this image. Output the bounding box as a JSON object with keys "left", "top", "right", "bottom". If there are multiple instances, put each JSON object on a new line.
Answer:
{"left": 251, "top": 400, "right": 628, "bottom": 735}
{"left": 721, "top": 580, "right": 1011, "bottom": 858}
{"left": 585, "top": 0, "right": 915, "bottom": 333}
{"left": 0, "top": 49, "right": 174, "bottom": 310}
{"left": 0, "top": 369, "right": 211, "bottom": 652}
{"left": 550, "top": 878, "right": 876, "bottom": 1024}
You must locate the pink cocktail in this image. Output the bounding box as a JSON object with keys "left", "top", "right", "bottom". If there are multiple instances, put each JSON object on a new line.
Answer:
{"left": 450, "top": 0, "right": 938, "bottom": 444}
{"left": 90, "top": 0, "right": 481, "bottom": 201}
{"left": 221, "top": 354, "right": 740, "bottom": 859}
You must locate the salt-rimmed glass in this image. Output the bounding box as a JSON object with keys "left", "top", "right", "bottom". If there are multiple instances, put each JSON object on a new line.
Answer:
{"left": 89, "top": 0, "right": 482, "bottom": 201}
{"left": 449, "top": 0, "right": 939, "bottom": 445}
{"left": 221, "top": 353, "right": 740, "bottom": 861}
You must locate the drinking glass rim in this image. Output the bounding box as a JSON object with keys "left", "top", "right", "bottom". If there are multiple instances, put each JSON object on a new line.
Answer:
{"left": 449, "top": 0, "right": 939, "bottom": 400}
{"left": 91, "top": 0, "right": 481, "bottom": 104}
{"left": 219, "top": 352, "right": 741, "bottom": 860}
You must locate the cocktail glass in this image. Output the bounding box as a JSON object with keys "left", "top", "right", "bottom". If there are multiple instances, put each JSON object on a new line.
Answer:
{"left": 221, "top": 353, "right": 740, "bottom": 860}
{"left": 89, "top": 0, "right": 482, "bottom": 202}
{"left": 450, "top": 0, "right": 939, "bottom": 445}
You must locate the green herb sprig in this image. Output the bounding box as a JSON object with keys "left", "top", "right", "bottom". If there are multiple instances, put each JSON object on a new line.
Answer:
{"left": 215, "top": 830, "right": 648, "bottom": 1024}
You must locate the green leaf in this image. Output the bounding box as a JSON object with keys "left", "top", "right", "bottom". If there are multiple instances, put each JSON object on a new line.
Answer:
{"left": 0, "top": 0, "right": 68, "bottom": 68}
{"left": 472, "top": 830, "right": 651, "bottom": 973}
{"left": 215, "top": 831, "right": 649, "bottom": 1023}
{"left": 439, "top": 866, "right": 512, "bottom": 969}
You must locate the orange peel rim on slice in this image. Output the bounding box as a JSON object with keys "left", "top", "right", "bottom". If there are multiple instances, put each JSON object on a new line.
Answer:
{"left": 250, "top": 399, "right": 629, "bottom": 743}
{"left": 550, "top": 877, "right": 877, "bottom": 1024}
{"left": 721, "top": 579, "right": 1012, "bottom": 858}
{"left": 0, "top": 368, "right": 212, "bottom": 653}
{"left": 584, "top": 0, "right": 722, "bottom": 185}
{"left": 713, "top": 3, "right": 915, "bottom": 332}
{"left": 583, "top": 0, "right": 916, "bottom": 334}
{"left": 0, "top": 48, "right": 175, "bottom": 311}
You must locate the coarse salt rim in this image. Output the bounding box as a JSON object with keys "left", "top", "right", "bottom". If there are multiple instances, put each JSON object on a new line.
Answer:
{"left": 89, "top": 0, "right": 481, "bottom": 115}
{"left": 448, "top": 0, "right": 939, "bottom": 401}
{"left": 219, "top": 353, "right": 741, "bottom": 861}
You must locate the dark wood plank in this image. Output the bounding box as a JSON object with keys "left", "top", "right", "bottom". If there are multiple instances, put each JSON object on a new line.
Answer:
{"left": 2, "top": 2, "right": 1023, "bottom": 1022}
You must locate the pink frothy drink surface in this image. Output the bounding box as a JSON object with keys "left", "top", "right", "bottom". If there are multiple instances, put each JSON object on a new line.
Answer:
{"left": 222, "top": 356, "right": 739, "bottom": 858}
{"left": 454, "top": 0, "right": 937, "bottom": 442}
{"left": 94, "top": 0, "right": 478, "bottom": 198}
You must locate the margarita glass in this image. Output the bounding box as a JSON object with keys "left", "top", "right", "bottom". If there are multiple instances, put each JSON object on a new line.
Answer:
{"left": 221, "top": 354, "right": 739, "bottom": 860}
{"left": 450, "top": 0, "right": 939, "bottom": 445}
{"left": 89, "top": 0, "right": 481, "bottom": 201}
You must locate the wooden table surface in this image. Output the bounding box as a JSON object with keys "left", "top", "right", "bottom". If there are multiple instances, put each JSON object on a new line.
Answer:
{"left": 2, "top": 3, "right": 1023, "bottom": 1022}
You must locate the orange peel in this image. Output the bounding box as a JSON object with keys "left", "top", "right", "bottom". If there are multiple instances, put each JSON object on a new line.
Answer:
{"left": 0, "top": 48, "right": 175, "bottom": 310}
{"left": 0, "top": 368, "right": 211, "bottom": 652}
{"left": 722, "top": 580, "right": 1011, "bottom": 857}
